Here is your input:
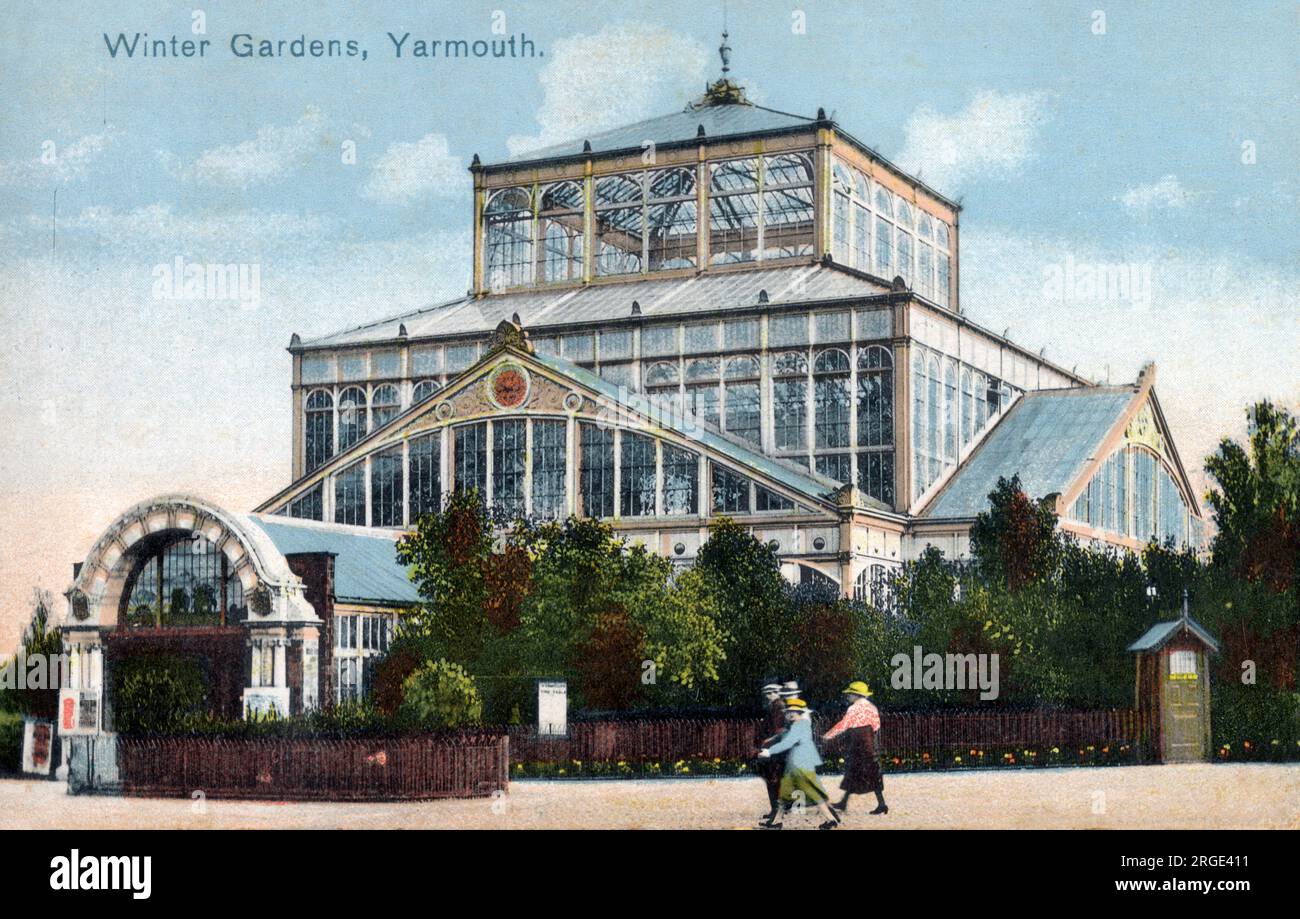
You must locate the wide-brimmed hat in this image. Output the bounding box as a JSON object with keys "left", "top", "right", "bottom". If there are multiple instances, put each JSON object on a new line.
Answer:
{"left": 778, "top": 681, "right": 801, "bottom": 698}
{"left": 784, "top": 698, "right": 809, "bottom": 711}
{"left": 842, "top": 680, "right": 873, "bottom": 698}
{"left": 760, "top": 681, "right": 782, "bottom": 693}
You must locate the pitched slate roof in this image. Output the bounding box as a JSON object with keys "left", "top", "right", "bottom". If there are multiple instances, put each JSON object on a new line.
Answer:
{"left": 500, "top": 101, "right": 820, "bottom": 166}
{"left": 922, "top": 386, "right": 1136, "bottom": 520}
{"left": 1127, "top": 617, "right": 1220, "bottom": 654}
{"left": 299, "top": 263, "right": 891, "bottom": 350}
{"left": 246, "top": 516, "right": 419, "bottom": 607}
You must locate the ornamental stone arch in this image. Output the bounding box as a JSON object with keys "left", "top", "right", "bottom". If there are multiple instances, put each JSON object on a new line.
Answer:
{"left": 64, "top": 494, "right": 316, "bottom": 629}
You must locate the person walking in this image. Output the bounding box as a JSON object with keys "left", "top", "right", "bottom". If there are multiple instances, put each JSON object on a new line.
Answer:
{"left": 756, "top": 681, "right": 786, "bottom": 826}
{"left": 757, "top": 698, "right": 841, "bottom": 830}
{"left": 822, "top": 681, "right": 887, "bottom": 815}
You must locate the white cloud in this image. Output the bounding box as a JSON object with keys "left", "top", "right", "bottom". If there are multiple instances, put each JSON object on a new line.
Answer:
{"left": 165, "top": 107, "right": 329, "bottom": 188}
{"left": 361, "top": 133, "right": 463, "bottom": 205}
{"left": 1117, "top": 175, "right": 1196, "bottom": 214}
{"left": 0, "top": 130, "right": 118, "bottom": 186}
{"left": 507, "top": 24, "right": 710, "bottom": 157}
{"left": 896, "top": 91, "right": 1051, "bottom": 191}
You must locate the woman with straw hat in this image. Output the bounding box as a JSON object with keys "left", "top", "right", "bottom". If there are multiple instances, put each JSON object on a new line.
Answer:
{"left": 756, "top": 698, "right": 841, "bottom": 830}
{"left": 823, "top": 681, "right": 887, "bottom": 815}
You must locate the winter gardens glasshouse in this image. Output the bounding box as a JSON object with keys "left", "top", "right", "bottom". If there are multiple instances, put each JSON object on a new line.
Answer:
{"left": 56, "top": 69, "right": 1207, "bottom": 734}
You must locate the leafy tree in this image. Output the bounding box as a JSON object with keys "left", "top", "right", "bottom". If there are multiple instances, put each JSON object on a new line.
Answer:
{"left": 399, "top": 659, "right": 483, "bottom": 728}
{"left": 969, "top": 475, "right": 1061, "bottom": 590}
{"left": 1204, "top": 400, "right": 1300, "bottom": 594}
{"left": 695, "top": 518, "right": 797, "bottom": 703}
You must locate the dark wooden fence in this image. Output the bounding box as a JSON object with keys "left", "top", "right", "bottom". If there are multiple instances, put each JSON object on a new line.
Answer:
{"left": 117, "top": 733, "right": 509, "bottom": 801}
{"left": 508, "top": 708, "right": 1141, "bottom": 767}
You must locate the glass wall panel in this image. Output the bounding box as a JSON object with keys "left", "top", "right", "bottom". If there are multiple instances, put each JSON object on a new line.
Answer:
{"left": 454, "top": 423, "right": 488, "bottom": 497}
{"left": 408, "top": 433, "right": 440, "bottom": 521}
{"left": 579, "top": 422, "right": 615, "bottom": 517}
{"left": 492, "top": 419, "right": 527, "bottom": 516}
{"left": 620, "top": 432, "right": 657, "bottom": 517}
{"left": 662, "top": 444, "right": 698, "bottom": 516}
{"left": 334, "top": 462, "right": 366, "bottom": 526}
{"left": 371, "top": 447, "right": 403, "bottom": 527}
{"left": 531, "top": 420, "right": 567, "bottom": 519}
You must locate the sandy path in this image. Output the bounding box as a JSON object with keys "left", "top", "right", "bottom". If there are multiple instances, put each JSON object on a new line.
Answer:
{"left": 2, "top": 763, "right": 1296, "bottom": 830}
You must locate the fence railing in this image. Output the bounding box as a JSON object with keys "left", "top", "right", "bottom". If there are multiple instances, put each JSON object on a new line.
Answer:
{"left": 116, "top": 733, "right": 509, "bottom": 801}
{"left": 507, "top": 708, "right": 1142, "bottom": 771}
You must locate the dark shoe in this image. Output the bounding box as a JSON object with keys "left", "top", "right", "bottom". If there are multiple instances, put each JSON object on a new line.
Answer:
{"left": 830, "top": 800, "right": 849, "bottom": 814}
{"left": 758, "top": 822, "right": 783, "bottom": 830}
{"left": 870, "top": 803, "right": 889, "bottom": 815}
{"left": 818, "top": 819, "right": 839, "bottom": 830}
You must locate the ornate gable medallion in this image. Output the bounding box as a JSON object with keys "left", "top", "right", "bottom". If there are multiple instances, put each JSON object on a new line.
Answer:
{"left": 1125, "top": 403, "right": 1167, "bottom": 457}
{"left": 486, "top": 362, "right": 531, "bottom": 410}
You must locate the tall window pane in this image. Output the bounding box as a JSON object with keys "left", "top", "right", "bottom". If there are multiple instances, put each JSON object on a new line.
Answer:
{"left": 305, "top": 390, "right": 334, "bottom": 472}
{"left": 531, "top": 420, "right": 567, "bottom": 519}
{"left": 371, "top": 384, "right": 400, "bottom": 429}
{"left": 539, "top": 181, "right": 584, "bottom": 283}
{"left": 648, "top": 167, "right": 697, "bottom": 271}
{"left": 857, "top": 452, "right": 895, "bottom": 507}
{"left": 709, "top": 158, "right": 759, "bottom": 264}
{"left": 454, "top": 423, "right": 488, "bottom": 497}
{"left": 484, "top": 187, "right": 533, "bottom": 289}
{"left": 663, "top": 445, "right": 698, "bottom": 516}
{"left": 371, "top": 447, "right": 403, "bottom": 527}
{"left": 338, "top": 386, "right": 368, "bottom": 451}
{"left": 334, "top": 462, "right": 365, "bottom": 526}
{"left": 492, "top": 419, "right": 526, "bottom": 516}
{"left": 579, "top": 423, "right": 615, "bottom": 518}
{"left": 288, "top": 484, "right": 322, "bottom": 521}
{"left": 711, "top": 464, "right": 751, "bottom": 514}
{"left": 408, "top": 433, "right": 440, "bottom": 521}
{"left": 620, "top": 432, "right": 657, "bottom": 517}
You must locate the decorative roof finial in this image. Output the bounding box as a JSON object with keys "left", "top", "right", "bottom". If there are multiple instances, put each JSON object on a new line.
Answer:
{"left": 719, "top": 29, "right": 731, "bottom": 77}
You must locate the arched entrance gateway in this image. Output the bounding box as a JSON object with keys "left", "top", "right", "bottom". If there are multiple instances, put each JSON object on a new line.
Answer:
{"left": 60, "top": 495, "right": 322, "bottom": 744}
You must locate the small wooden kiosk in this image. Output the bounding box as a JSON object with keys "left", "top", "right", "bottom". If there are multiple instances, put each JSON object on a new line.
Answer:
{"left": 1128, "top": 595, "right": 1220, "bottom": 763}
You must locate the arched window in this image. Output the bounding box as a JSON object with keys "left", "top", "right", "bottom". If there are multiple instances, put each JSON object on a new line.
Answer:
{"left": 412, "top": 379, "right": 440, "bottom": 404}
{"left": 371, "top": 384, "right": 400, "bottom": 429}
{"left": 305, "top": 389, "right": 334, "bottom": 472}
{"left": 814, "top": 349, "right": 851, "bottom": 451}
{"left": 917, "top": 214, "right": 935, "bottom": 299}
{"left": 895, "top": 201, "right": 914, "bottom": 283}
{"left": 337, "top": 386, "right": 368, "bottom": 450}
{"left": 648, "top": 167, "right": 697, "bottom": 271}
{"left": 832, "top": 162, "right": 852, "bottom": 262}
{"left": 723, "top": 356, "right": 761, "bottom": 445}
{"left": 539, "top": 181, "right": 584, "bottom": 283}
{"left": 620, "top": 431, "right": 657, "bottom": 517}
{"left": 773, "top": 351, "right": 809, "bottom": 452}
{"left": 123, "top": 532, "right": 244, "bottom": 628}
{"left": 856, "top": 346, "right": 893, "bottom": 448}
{"left": 935, "top": 221, "right": 951, "bottom": 307}
{"left": 874, "top": 188, "right": 894, "bottom": 277}
{"left": 595, "top": 174, "right": 645, "bottom": 276}
{"left": 645, "top": 361, "right": 682, "bottom": 420}
{"left": 484, "top": 187, "right": 534, "bottom": 289}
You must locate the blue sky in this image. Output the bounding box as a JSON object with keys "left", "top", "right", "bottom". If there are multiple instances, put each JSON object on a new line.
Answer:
{"left": 1, "top": 0, "right": 1296, "bottom": 649}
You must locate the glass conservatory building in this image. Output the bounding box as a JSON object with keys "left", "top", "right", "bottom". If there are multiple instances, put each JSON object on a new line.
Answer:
{"left": 60, "top": 63, "right": 1208, "bottom": 729}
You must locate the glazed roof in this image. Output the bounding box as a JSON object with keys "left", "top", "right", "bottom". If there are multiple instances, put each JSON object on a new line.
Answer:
{"left": 922, "top": 386, "right": 1137, "bottom": 520}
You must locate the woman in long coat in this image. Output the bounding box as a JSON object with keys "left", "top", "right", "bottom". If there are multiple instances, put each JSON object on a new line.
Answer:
{"left": 822, "top": 681, "right": 887, "bottom": 815}
{"left": 757, "top": 698, "right": 841, "bottom": 830}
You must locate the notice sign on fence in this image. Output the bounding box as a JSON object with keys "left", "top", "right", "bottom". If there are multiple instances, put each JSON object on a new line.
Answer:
{"left": 537, "top": 680, "right": 567, "bottom": 738}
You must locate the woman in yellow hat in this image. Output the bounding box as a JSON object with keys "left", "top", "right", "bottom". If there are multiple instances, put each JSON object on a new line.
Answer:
{"left": 822, "top": 681, "right": 887, "bottom": 815}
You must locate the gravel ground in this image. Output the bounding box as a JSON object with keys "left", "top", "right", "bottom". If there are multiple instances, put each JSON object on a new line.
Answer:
{"left": 2, "top": 763, "right": 1296, "bottom": 830}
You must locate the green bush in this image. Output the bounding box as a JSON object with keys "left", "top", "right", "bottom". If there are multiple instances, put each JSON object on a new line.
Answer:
{"left": 399, "top": 659, "right": 482, "bottom": 729}
{"left": 0, "top": 711, "right": 23, "bottom": 771}
{"left": 112, "top": 654, "right": 208, "bottom": 735}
